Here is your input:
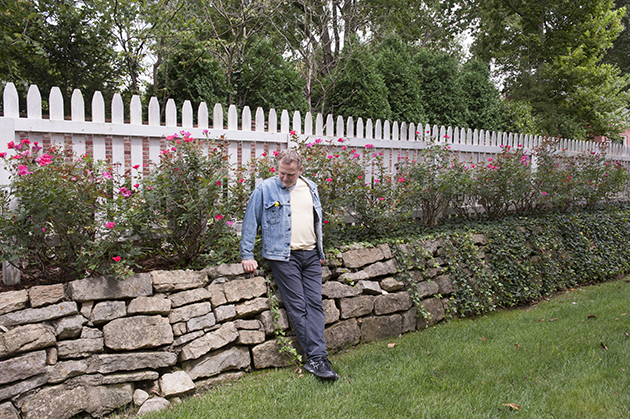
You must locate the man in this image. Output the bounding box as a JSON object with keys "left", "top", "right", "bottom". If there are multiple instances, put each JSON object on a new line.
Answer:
{"left": 240, "top": 149, "right": 338, "bottom": 381}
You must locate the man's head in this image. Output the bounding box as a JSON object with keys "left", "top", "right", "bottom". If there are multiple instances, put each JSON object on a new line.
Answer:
{"left": 276, "top": 149, "right": 304, "bottom": 188}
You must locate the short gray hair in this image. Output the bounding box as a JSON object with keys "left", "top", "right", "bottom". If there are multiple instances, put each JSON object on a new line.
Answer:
{"left": 276, "top": 149, "right": 303, "bottom": 168}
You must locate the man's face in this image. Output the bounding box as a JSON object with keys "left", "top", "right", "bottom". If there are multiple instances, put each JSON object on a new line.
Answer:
{"left": 278, "top": 160, "right": 303, "bottom": 188}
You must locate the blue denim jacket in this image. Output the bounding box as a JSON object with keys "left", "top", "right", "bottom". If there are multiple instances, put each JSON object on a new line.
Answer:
{"left": 239, "top": 176, "right": 324, "bottom": 262}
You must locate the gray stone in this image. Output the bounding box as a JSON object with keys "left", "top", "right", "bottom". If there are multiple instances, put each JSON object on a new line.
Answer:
{"left": 28, "top": 284, "right": 66, "bottom": 308}
{"left": 172, "top": 322, "right": 187, "bottom": 336}
{"left": 356, "top": 280, "right": 383, "bottom": 295}
{"left": 168, "top": 302, "right": 212, "bottom": 324}
{"left": 88, "top": 352, "right": 177, "bottom": 374}
{"left": 57, "top": 338, "right": 104, "bottom": 359}
{"left": 0, "top": 290, "right": 28, "bottom": 316}
{"left": 180, "top": 323, "right": 239, "bottom": 361}
{"left": 233, "top": 319, "right": 262, "bottom": 330}
{"left": 321, "top": 266, "right": 332, "bottom": 281}
{"left": 79, "top": 301, "right": 93, "bottom": 318}
{"left": 46, "top": 347, "right": 58, "bottom": 365}
{"left": 20, "top": 382, "right": 87, "bottom": 419}
{"left": 321, "top": 282, "right": 359, "bottom": 299}
{"left": 361, "top": 314, "right": 402, "bottom": 343}
{"left": 434, "top": 275, "right": 455, "bottom": 294}
{"left": 337, "top": 271, "right": 369, "bottom": 283}
{"left": 137, "top": 397, "right": 170, "bottom": 415}
{"left": 323, "top": 299, "right": 340, "bottom": 325}
{"left": 223, "top": 277, "right": 267, "bottom": 303}
{"left": 91, "top": 300, "right": 127, "bottom": 324}
{"left": 0, "top": 301, "right": 78, "bottom": 327}
{"left": 471, "top": 233, "right": 488, "bottom": 245}
{"left": 159, "top": 371, "right": 195, "bottom": 397}
{"left": 422, "top": 239, "right": 441, "bottom": 255}
{"left": 104, "top": 315, "right": 173, "bottom": 351}
{"left": 251, "top": 339, "right": 296, "bottom": 369}
{"left": 377, "top": 244, "right": 392, "bottom": 259}
{"left": 88, "top": 383, "right": 134, "bottom": 417}
{"left": 102, "top": 370, "right": 159, "bottom": 385}
{"left": 20, "top": 382, "right": 132, "bottom": 419}
{"left": 133, "top": 389, "right": 149, "bottom": 406}
{"left": 182, "top": 346, "right": 251, "bottom": 380}
{"left": 0, "top": 350, "right": 46, "bottom": 386}
{"left": 207, "top": 283, "right": 227, "bottom": 307}
{"left": 324, "top": 319, "right": 361, "bottom": 350}
{"left": 417, "top": 298, "right": 445, "bottom": 329}
{"left": 0, "top": 402, "right": 18, "bottom": 419}
{"left": 416, "top": 280, "right": 440, "bottom": 299}
{"left": 173, "top": 330, "right": 205, "bottom": 347}
{"left": 401, "top": 307, "right": 417, "bottom": 333}
{"left": 0, "top": 374, "right": 47, "bottom": 402}
{"left": 0, "top": 323, "right": 56, "bottom": 358}
{"left": 151, "top": 270, "right": 208, "bottom": 293}
{"left": 46, "top": 359, "right": 89, "bottom": 384}
{"left": 380, "top": 277, "right": 404, "bottom": 292}
{"left": 169, "top": 288, "right": 211, "bottom": 308}
{"left": 237, "top": 330, "right": 266, "bottom": 345}
{"left": 256, "top": 309, "right": 289, "bottom": 335}
{"left": 52, "top": 314, "right": 88, "bottom": 339}
{"left": 342, "top": 247, "right": 386, "bottom": 268}
{"left": 374, "top": 292, "right": 412, "bottom": 315}
{"left": 340, "top": 295, "right": 374, "bottom": 319}
{"left": 187, "top": 312, "right": 216, "bottom": 332}
{"left": 127, "top": 295, "right": 171, "bottom": 315}
{"left": 67, "top": 273, "right": 152, "bottom": 302}
{"left": 202, "top": 263, "right": 244, "bottom": 279}
{"left": 363, "top": 259, "right": 398, "bottom": 278}
{"left": 235, "top": 297, "right": 269, "bottom": 317}
{"left": 80, "top": 327, "right": 103, "bottom": 339}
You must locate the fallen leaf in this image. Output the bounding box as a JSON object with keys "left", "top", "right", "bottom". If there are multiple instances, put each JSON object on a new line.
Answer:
{"left": 587, "top": 315, "right": 598, "bottom": 319}
{"left": 502, "top": 403, "right": 520, "bottom": 410}
{"left": 624, "top": 332, "right": 628, "bottom": 339}
{"left": 601, "top": 341, "right": 609, "bottom": 351}
{"left": 514, "top": 343, "right": 521, "bottom": 350}
{"left": 538, "top": 318, "right": 545, "bottom": 322}
{"left": 293, "top": 367, "right": 303, "bottom": 374}
{"left": 549, "top": 318, "right": 557, "bottom": 322}
{"left": 387, "top": 343, "right": 397, "bottom": 348}
{"left": 481, "top": 337, "right": 486, "bottom": 341}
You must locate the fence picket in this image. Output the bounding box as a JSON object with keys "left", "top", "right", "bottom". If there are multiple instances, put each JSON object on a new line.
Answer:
{"left": 92, "top": 91, "right": 105, "bottom": 123}
{"left": 28, "top": 85, "right": 42, "bottom": 120}
{"left": 131, "top": 95, "right": 142, "bottom": 125}
{"left": 50, "top": 87, "right": 64, "bottom": 121}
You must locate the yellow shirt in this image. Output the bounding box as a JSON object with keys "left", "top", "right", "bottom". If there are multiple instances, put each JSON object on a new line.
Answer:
{"left": 290, "top": 178, "right": 316, "bottom": 251}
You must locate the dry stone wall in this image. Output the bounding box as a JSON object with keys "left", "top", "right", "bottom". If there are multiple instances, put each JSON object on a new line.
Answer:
{"left": 0, "top": 238, "right": 465, "bottom": 418}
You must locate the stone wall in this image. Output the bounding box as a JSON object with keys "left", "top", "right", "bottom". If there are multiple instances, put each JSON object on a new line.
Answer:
{"left": 0, "top": 238, "right": 464, "bottom": 419}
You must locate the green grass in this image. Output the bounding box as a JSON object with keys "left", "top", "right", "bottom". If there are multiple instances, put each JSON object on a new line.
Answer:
{"left": 137, "top": 279, "right": 630, "bottom": 419}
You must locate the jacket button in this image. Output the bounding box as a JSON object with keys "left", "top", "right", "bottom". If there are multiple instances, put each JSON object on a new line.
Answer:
{"left": 288, "top": 213, "right": 291, "bottom": 217}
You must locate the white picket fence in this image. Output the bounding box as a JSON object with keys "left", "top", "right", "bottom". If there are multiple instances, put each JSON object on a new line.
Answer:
{"left": 2, "top": 82, "right": 630, "bottom": 284}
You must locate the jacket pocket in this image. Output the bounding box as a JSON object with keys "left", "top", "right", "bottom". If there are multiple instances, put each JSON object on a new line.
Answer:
{"left": 264, "top": 201, "right": 282, "bottom": 225}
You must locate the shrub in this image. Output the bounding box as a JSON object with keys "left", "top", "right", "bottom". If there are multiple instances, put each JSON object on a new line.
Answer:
{"left": 0, "top": 139, "right": 140, "bottom": 281}
{"left": 133, "top": 131, "right": 241, "bottom": 268}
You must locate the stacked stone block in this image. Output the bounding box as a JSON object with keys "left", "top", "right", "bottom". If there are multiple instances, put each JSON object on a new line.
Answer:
{"left": 0, "top": 239, "right": 462, "bottom": 418}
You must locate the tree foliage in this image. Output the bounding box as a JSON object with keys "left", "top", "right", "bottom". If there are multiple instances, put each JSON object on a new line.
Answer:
{"left": 471, "top": 0, "right": 630, "bottom": 140}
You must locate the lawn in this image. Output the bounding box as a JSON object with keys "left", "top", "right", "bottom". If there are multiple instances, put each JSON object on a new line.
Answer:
{"left": 136, "top": 278, "right": 630, "bottom": 419}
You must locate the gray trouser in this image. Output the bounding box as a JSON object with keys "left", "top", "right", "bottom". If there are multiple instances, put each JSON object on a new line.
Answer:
{"left": 267, "top": 249, "right": 328, "bottom": 360}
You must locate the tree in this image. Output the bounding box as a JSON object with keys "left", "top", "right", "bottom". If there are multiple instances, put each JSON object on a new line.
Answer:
{"left": 472, "top": 0, "right": 630, "bottom": 140}
{"left": 0, "top": 0, "right": 121, "bottom": 116}
{"left": 323, "top": 44, "right": 392, "bottom": 121}
{"left": 374, "top": 37, "right": 426, "bottom": 125}
{"left": 233, "top": 39, "right": 308, "bottom": 115}
{"left": 459, "top": 59, "right": 503, "bottom": 131}
{"left": 415, "top": 50, "right": 470, "bottom": 128}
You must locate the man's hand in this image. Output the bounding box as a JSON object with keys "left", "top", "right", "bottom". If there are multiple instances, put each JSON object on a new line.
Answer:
{"left": 242, "top": 259, "right": 258, "bottom": 274}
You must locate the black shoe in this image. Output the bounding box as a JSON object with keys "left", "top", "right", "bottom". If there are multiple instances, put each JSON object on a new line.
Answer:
{"left": 303, "top": 357, "right": 339, "bottom": 381}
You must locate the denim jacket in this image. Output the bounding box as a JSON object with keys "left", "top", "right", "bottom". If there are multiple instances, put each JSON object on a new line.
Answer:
{"left": 239, "top": 176, "right": 324, "bottom": 262}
